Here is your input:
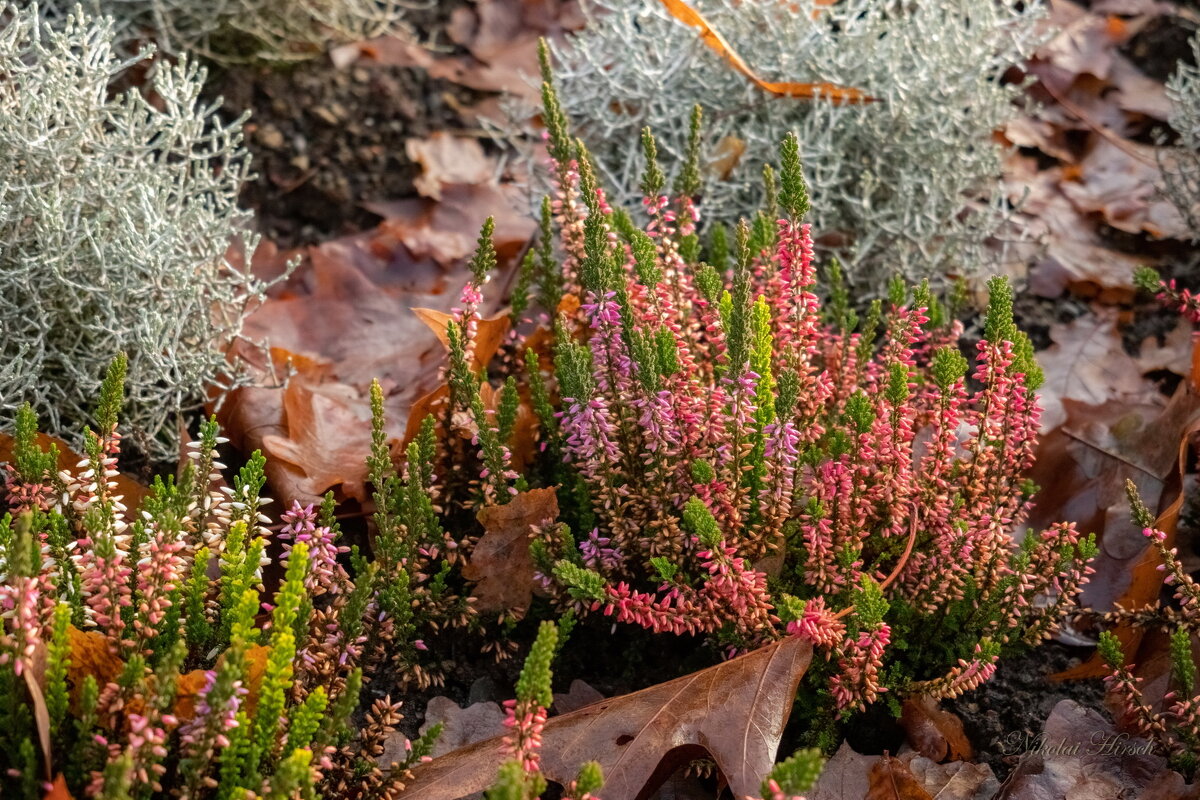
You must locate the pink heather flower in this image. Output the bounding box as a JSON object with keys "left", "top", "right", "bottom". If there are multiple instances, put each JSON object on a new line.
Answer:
{"left": 580, "top": 529, "right": 623, "bottom": 572}
{"left": 501, "top": 697, "right": 548, "bottom": 775}
{"left": 786, "top": 597, "right": 846, "bottom": 649}
{"left": 1145, "top": 527, "right": 1168, "bottom": 542}
{"left": 280, "top": 501, "right": 350, "bottom": 595}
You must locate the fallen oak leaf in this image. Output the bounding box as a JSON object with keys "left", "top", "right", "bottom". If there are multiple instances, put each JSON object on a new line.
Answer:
{"left": 462, "top": 488, "right": 558, "bottom": 615}
{"left": 899, "top": 697, "right": 972, "bottom": 763}
{"left": 866, "top": 755, "right": 934, "bottom": 800}
{"left": 401, "top": 636, "right": 812, "bottom": 800}
{"left": 657, "top": 0, "right": 877, "bottom": 104}
{"left": 412, "top": 307, "right": 511, "bottom": 375}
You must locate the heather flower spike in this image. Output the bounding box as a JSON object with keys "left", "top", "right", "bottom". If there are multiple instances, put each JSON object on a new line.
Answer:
{"left": 0, "top": 356, "right": 445, "bottom": 798}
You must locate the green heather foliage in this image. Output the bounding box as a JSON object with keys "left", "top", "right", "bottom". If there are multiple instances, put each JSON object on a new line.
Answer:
{"left": 0, "top": 359, "right": 441, "bottom": 799}
{"left": 444, "top": 59, "right": 1097, "bottom": 746}
{"left": 0, "top": 4, "right": 271, "bottom": 460}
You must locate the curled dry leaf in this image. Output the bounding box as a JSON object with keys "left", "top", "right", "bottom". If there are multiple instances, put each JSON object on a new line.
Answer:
{"left": 462, "top": 487, "right": 559, "bottom": 615}
{"left": 656, "top": 0, "right": 876, "bottom": 103}
{"left": 810, "top": 743, "right": 998, "bottom": 800}
{"left": 899, "top": 697, "right": 973, "bottom": 763}
{"left": 401, "top": 636, "right": 812, "bottom": 800}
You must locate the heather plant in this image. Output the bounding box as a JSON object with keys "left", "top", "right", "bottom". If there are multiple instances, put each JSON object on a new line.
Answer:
{"left": 0, "top": 4, "right": 271, "bottom": 461}
{"left": 530, "top": 0, "right": 1044, "bottom": 287}
{"left": 1095, "top": 482, "right": 1200, "bottom": 779}
{"left": 0, "top": 356, "right": 440, "bottom": 799}
{"left": 40, "top": 0, "right": 407, "bottom": 63}
{"left": 445, "top": 55, "right": 1097, "bottom": 747}
{"left": 1164, "top": 30, "right": 1200, "bottom": 239}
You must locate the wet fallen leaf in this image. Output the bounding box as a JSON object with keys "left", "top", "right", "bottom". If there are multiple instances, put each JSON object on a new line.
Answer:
{"left": 866, "top": 755, "right": 933, "bottom": 800}
{"left": 900, "top": 697, "right": 973, "bottom": 763}
{"left": 462, "top": 487, "right": 559, "bottom": 615}
{"left": 402, "top": 636, "right": 812, "bottom": 800}
{"left": 657, "top": 0, "right": 876, "bottom": 103}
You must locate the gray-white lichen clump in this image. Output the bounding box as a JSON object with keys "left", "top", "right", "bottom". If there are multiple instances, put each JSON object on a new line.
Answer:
{"left": 1165, "top": 31, "right": 1200, "bottom": 240}
{"left": 0, "top": 4, "right": 270, "bottom": 460}
{"left": 544, "top": 0, "right": 1045, "bottom": 289}
{"left": 41, "top": 0, "right": 407, "bottom": 63}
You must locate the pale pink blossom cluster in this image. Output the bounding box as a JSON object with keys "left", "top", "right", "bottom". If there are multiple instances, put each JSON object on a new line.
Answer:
{"left": 280, "top": 501, "right": 350, "bottom": 595}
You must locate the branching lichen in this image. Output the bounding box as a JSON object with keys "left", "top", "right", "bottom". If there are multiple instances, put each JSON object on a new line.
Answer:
{"left": 0, "top": 4, "right": 269, "bottom": 459}
{"left": 532, "top": 0, "right": 1045, "bottom": 289}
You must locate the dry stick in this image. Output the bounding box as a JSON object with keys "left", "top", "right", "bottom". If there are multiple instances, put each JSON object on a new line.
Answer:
{"left": 831, "top": 508, "right": 919, "bottom": 621}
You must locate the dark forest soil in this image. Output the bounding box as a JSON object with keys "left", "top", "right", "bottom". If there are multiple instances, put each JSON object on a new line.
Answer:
{"left": 205, "top": 1, "right": 483, "bottom": 247}
{"left": 947, "top": 642, "right": 1107, "bottom": 780}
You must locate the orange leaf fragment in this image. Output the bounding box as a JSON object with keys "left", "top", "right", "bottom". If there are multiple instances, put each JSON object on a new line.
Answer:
{"left": 657, "top": 0, "right": 877, "bottom": 104}
{"left": 43, "top": 775, "right": 72, "bottom": 800}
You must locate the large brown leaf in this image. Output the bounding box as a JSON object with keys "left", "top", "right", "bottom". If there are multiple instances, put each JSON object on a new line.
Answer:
{"left": 462, "top": 488, "right": 559, "bottom": 615}
{"left": 401, "top": 636, "right": 812, "bottom": 800}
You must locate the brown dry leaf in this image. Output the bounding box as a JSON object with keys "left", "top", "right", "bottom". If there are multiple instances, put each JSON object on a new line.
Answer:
{"left": 657, "top": 0, "right": 876, "bottom": 103}
{"left": 1034, "top": 384, "right": 1200, "bottom": 679}
{"left": 1035, "top": 308, "right": 1176, "bottom": 432}
{"left": 0, "top": 432, "right": 150, "bottom": 511}
{"left": 67, "top": 627, "right": 124, "bottom": 707}
{"left": 553, "top": 679, "right": 605, "bottom": 714}
{"left": 996, "top": 700, "right": 1185, "bottom": 799}
{"left": 42, "top": 775, "right": 72, "bottom": 800}
{"left": 708, "top": 136, "right": 747, "bottom": 181}
{"left": 1008, "top": 158, "right": 1152, "bottom": 301}
{"left": 462, "top": 487, "right": 558, "bottom": 614}
{"left": 810, "top": 745, "right": 998, "bottom": 800}
{"left": 899, "top": 697, "right": 973, "bottom": 763}
{"left": 1059, "top": 138, "right": 1188, "bottom": 239}
{"left": 865, "top": 755, "right": 934, "bottom": 800}
{"left": 412, "top": 307, "right": 512, "bottom": 375}
{"left": 220, "top": 214, "right": 519, "bottom": 508}
{"left": 406, "top": 133, "right": 496, "bottom": 201}
{"left": 259, "top": 379, "right": 373, "bottom": 506}
{"left": 364, "top": 183, "right": 536, "bottom": 268}
{"left": 401, "top": 636, "right": 812, "bottom": 800}
{"left": 407, "top": 696, "right": 508, "bottom": 760}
